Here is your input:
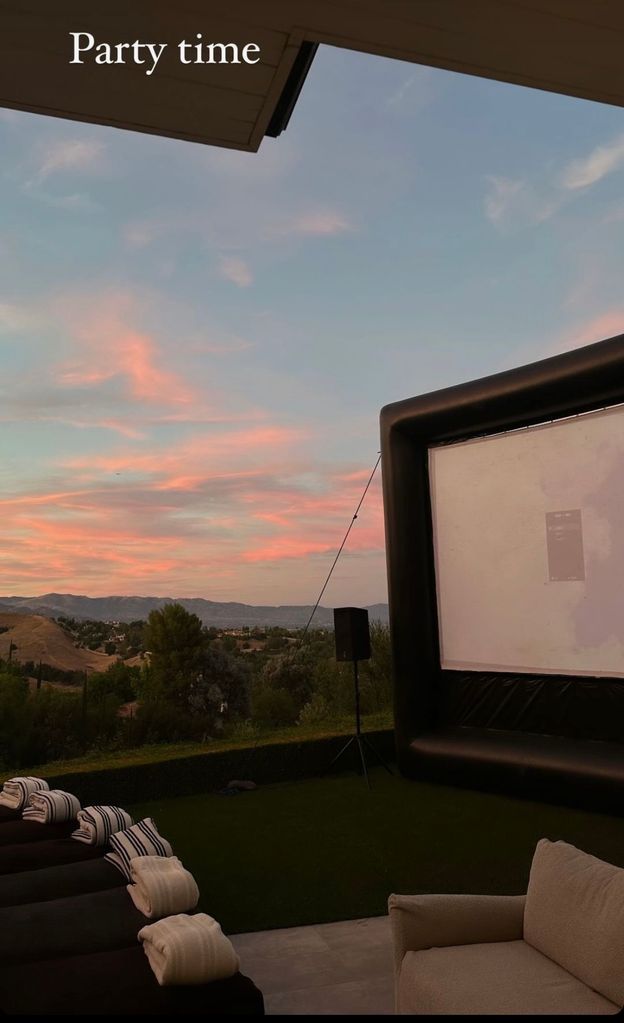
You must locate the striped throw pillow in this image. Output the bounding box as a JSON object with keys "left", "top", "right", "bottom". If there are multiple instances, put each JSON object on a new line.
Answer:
{"left": 72, "top": 805, "right": 134, "bottom": 845}
{"left": 105, "top": 818, "right": 173, "bottom": 879}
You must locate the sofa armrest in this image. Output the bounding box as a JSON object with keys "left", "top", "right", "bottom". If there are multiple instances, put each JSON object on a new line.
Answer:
{"left": 388, "top": 893, "right": 526, "bottom": 979}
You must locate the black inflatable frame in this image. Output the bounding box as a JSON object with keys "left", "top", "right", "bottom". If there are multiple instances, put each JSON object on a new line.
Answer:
{"left": 380, "top": 334, "right": 624, "bottom": 812}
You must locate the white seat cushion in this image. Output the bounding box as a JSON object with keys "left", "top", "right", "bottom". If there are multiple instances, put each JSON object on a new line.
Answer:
{"left": 525, "top": 839, "right": 624, "bottom": 1006}
{"left": 398, "top": 940, "right": 620, "bottom": 1015}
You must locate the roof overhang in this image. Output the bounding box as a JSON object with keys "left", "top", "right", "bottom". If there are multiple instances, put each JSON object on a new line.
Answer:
{"left": 1, "top": 2, "right": 623, "bottom": 151}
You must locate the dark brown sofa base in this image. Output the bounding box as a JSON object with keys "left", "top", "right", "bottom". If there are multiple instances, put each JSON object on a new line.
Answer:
{"left": 0, "top": 946, "right": 264, "bottom": 1015}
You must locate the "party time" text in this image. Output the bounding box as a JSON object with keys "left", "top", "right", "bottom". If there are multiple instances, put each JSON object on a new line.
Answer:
{"left": 69, "top": 33, "right": 261, "bottom": 77}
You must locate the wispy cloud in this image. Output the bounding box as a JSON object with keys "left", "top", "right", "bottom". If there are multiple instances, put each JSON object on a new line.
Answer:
{"left": 56, "top": 417, "right": 147, "bottom": 439}
{"left": 122, "top": 217, "right": 177, "bottom": 249}
{"left": 387, "top": 75, "right": 419, "bottom": 109}
{"left": 484, "top": 177, "right": 524, "bottom": 224}
{"left": 486, "top": 132, "right": 624, "bottom": 231}
{"left": 218, "top": 256, "right": 253, "bottom": 288}
{"left": 32, "top": 139, "right": 105, "bottom": 185}
{"left": 484, "top": 175, "right": 557, "bottom": 228}
{"left": 283, "top": 210, "right": 352, "bottom": 237}
{"left": 386, "top": 66, "right": 437, "bottom": 113}
{"left": 561, "top": 135, "right": 624, "bottom": 191}
{"left": 34, "top": 190, "right": 95, "bottom": 211}
{"left": 0, "top": 302, "right": 39, "bottom": 332}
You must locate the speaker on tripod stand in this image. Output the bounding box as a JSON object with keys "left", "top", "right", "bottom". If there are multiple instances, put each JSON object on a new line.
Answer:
{"left": 324, "top": 607, "right": 393, "bottom": 788}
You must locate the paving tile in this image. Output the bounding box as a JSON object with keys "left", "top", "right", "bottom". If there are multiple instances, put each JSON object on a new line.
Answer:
{"left": 266, "top": 975, "right": 394, "bottom": 1015}
{"left": 315, "top": 915, "right": 391, "bottom": 951}
{"left": 333, "top": 943, "right": 394, "bottom": 981}
{"left": 232, "top": 916, "right": 395, "bottom": 1014}
{"left": 231, "top": 924, "right": 328, "bottom": 958}
{"left": 235, "top": 948, "right": 349, "bottom": 994}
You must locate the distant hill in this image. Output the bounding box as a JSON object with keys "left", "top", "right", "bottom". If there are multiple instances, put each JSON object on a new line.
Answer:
{"left": 0, "top": 594, "right": 389, "bottom": 629}
{"left": 0, "top": 613, "right": 116, "bottom": 673}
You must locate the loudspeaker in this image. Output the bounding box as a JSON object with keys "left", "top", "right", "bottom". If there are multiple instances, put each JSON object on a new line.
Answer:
{"left": 334, "top": 607, "right": 371, "bottom": 662}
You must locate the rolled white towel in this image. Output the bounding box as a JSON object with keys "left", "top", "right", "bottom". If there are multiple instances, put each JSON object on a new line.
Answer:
{"left": 105, "top": 818, "right": 173, "bottom": 879}
{"left": 127, "top": 856, "right": 199, "bottom": 918}
{"left": 22, "top": 789, "right": 80, "bottom": 823}
{"left": 72, "top": 805, "right": 134, "bottom": 846}
{"left": 0, "top": 777, "right": 48, "bottom": 810}
{"left": 138, "top": 913, "right": 239, "bottom": 986}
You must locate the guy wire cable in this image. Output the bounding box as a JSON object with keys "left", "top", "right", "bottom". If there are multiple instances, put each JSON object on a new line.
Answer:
{"left": 298, "top": 451, "right": 382, "bottom": 644}
{"left": 219, "top": 450, "right": 382, "bottom": 791}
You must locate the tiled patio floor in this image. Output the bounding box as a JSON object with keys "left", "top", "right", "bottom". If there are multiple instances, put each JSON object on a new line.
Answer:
{"left": 231, "top": 915, "right": 394, "bottom": 1015}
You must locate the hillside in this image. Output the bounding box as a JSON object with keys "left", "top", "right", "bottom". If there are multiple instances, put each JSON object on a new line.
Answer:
{"left": 0, "top": 594, "right": 389, "bottom": 629}
{"left": 0, "top": 613, "right": 116, "bottom": 673}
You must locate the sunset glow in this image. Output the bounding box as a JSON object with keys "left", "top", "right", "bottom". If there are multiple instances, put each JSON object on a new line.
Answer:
{"left": 2, "top": 47, "right": 624, "bottom": 604}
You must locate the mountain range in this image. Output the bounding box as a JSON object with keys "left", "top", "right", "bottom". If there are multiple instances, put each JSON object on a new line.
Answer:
{"left": 0, "top": 594, "right": 389, "bottom": 629}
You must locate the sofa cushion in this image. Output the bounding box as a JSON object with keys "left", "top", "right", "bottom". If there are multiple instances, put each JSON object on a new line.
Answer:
{"left": 524, "top": 839, "right": 624, "bottom": 1006}
{"left": 398, "top": 940, "right": 619, "bottom": 1015}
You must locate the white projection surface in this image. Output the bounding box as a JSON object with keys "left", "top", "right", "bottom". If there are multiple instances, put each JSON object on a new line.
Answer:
{"left": 429, "top": 404, "right": 624, "bottom": 678}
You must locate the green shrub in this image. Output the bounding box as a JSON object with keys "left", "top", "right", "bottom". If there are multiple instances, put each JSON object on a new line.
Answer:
{"left": 298, "top": 692, "right": 333, "bottom": 726}
{"left": 88, "top": 661, "right": 139, "bottom": 704}
{"left": 251, "top": 687, "right": 298, "bottom": 726}
{"left": 0, "top": 678, "right": 121, "bottom": 770}
{"left": 130, "top": 700, "right": 215, "bottom": 746}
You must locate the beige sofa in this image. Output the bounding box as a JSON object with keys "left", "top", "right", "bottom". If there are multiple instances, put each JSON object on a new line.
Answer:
{"left": 389, "top": 839, "right": 624, "bottom": 1015}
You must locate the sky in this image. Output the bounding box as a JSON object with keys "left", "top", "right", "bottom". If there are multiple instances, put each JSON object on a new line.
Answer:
{"left": 1, "top": 45, "right": 624, "bottom": 606}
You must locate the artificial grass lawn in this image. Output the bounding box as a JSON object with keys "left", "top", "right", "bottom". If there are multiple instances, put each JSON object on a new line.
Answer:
{"left": 129, "top": 767, "right": 624, "bottom": 935}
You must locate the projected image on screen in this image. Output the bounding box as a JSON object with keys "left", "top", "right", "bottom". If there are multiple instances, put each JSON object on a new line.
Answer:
{"left": 429, "top": 404, "right": 624, "bottom": 677}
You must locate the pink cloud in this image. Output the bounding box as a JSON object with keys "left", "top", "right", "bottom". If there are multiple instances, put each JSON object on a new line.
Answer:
{"left": 0, "top": 488, "right": 93, "bottom": 509}
{"left": 66, "top": 425, "right": 303, "bottom": 480}
{"left": 551, "top": 309, "right": 624, "bottom": 355}
{"left": 35, "top": 417, "right": 146, "bottom": 439}
{"left": 240, "top": 472, "right": 384, "bottom": 564}
{"left": 0, "top": 391, "right": 385, "bottom": 598}
{"left": 56, "top": 292, "right": 196, "bottom": 407}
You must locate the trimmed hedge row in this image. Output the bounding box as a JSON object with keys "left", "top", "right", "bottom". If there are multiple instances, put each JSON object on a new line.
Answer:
{"left": 47, "top": 729, "right": 396, "bottom": 805}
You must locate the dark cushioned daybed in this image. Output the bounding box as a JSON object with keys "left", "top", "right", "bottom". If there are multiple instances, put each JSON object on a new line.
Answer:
{"left": 0, "top": 945, "right": 264, "bottom": 1015}
{"left": 0, "top": 820, "right": 76, "bottom": 846}
{"left": 0, "top": 832, "right": 264, "bottom": 1014}
{"left": 0, "top": 838, "right": 103, "bottom": 875}
{"left": 0, "top": 858, "right": 125, "bottom": 908}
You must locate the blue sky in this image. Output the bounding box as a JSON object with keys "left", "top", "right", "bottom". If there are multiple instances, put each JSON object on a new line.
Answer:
{"left": 1, "top": 45, "right": 623, "bottom": 604}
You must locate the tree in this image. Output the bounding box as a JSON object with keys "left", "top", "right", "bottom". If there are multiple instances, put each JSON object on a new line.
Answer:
{"left": 88, "top": 661, "right": 139, "bottom": 704}
{"left": 260, "top": 647, "right": 315, "bottom": 715}
{"left": 189, "top": 644, "right": 251, "bottom": 720}
{"left": 359, "top": 622, "right": 393, "bottom": 711}
{"left": 144, "top": 603, "right": 206, "bottom": 706}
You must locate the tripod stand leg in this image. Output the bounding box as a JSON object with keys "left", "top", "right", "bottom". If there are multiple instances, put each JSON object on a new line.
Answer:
{"left": 362, "top": 734, "right": 393, "bottom": 775}
{"left": 322, "top": 735, "right": 356, "bottom": 775}
{"left": 355, "top": 735, "right": 371, "bottom": 789}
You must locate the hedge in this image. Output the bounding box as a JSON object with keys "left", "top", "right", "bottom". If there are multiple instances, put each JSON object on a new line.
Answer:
{"left": 45, "top": 729, "right": 396, "bottom": 805}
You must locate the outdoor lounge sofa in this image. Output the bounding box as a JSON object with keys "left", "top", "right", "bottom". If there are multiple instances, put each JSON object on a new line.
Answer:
{"left": 0, "top": 836, "right": 103, "bottom": 874}
{"left": 0, "top": 944, "right": 264, "bottom": 1015}
{"left": 0, "top": 857, "right": 125, "bottom": 908}
{"left": 0, "top": 808, "right": 264, "bottom": 1015}
{"left": 0, "top": 819, "right": 76, "bottom": 846}
{"left": 389, "top": 839, "right": 624, "bottom": 1015}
